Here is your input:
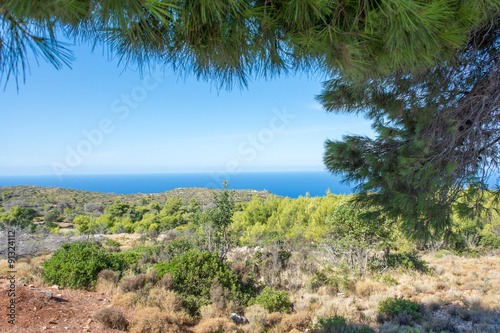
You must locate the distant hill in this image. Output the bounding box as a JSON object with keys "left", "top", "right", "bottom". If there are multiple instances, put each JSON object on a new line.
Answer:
{"left": 0, "top": 185, "right": 280, "bottom": 208}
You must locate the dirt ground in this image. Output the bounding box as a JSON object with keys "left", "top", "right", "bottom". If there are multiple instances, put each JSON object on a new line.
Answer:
{"left": 0, "top": 277, "right": 127, "bottom": 333}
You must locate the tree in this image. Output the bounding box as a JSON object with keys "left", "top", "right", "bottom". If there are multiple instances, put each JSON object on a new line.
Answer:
{"left": 202, "top": 180, "right": 236, "bottom": 259}
{"left": 2, "top": 0, "right": 498, "bottom": 88}
{"left": 44, "top": 209, "right": 60, "bottom": 225}
{"left": 0, "top": 205, "right": 38, "bottom": 229}
{"left": 319, "top": 18, "right": 500, "bottom": 242}
{"left": 323, "top": 200, "right": 390, "bottom": 274}
{"left": 73, "top": 215, "right": 92, "bottom": 234}
{"left": 106, "top": 201, "right": 129, "bottom": 218}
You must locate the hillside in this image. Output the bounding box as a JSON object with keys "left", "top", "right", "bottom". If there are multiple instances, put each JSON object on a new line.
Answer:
{"left": 0, "top": 185, "right": 280, "bottom": 208}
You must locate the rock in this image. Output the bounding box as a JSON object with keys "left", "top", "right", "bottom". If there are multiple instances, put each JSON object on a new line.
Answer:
{"left": 38, "top": 290, "right": 53, "bottom": 299}
{"left": 42, "top": 326, "right": 48, "bottom": 330}
{"left": 50, "top": 285, "right": 59, "bottom": 290}
{"left": 230, "top": 313, "right": 249, "bottom": 325}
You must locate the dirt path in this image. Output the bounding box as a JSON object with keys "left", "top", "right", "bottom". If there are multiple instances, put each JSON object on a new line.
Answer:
{"left": 0, "top": 278, "right": 127, "bottom": 333}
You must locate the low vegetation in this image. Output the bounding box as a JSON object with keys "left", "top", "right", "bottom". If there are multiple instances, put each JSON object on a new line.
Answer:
{"left": 0, "top": 185, "right": 499, "bottom": 332}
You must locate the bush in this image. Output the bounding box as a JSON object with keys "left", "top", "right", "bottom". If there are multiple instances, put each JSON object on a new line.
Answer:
{"left": 253, "top": 287, "right": 293, "bottom": 313}
{"left": 313, "top": 316, "right": 374, "bottom": 333}
{"left": 155, "top": 249, "right": 253, "bottom": 316}
{"left": 384, "top": 252, "right": 430, "bottom": 273}
{"left": 378, "top": 297, "right": 422, "bottom": 322}
{"left": 104, "top": 238, "right": 122, "bottom": 247}
{"left": 114, "top": 250, "right": 143, "bottom": 268}
{"left": 42, "top": 241, "right": 125, "bottom": 289}
{"left": 130, "top": 307, "right": 188, "bottom": 333}
{"left": 119, "top": 274, "right": 146, "bottom": 292}
{"left": 93, "top": 307, "right": 128, "bottom": 330}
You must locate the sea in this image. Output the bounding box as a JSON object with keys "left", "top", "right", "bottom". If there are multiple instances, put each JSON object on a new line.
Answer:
{"left": 0, "top": 171, "right": 355, "bottom": 198}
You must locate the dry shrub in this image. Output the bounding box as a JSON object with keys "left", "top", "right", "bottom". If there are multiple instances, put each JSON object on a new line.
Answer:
{"left": 435, "top": 281, "right": 447, "bottom": 290}
{"left": 318, "top": 285, "right": 338, "bottom": 297}
{"left": 96, "top": 270, "right": 119, "bottom": 296}
{"left": 112, "top": 291, "right": 140, "bottom": 309}
{"left": 265, "top": 312, "right": 282, "bottom": 328}
{"left": 292, "top": 290, "right": 318, "bottom": 312}
{"left": 355, "top": 280, "right": 384, "bottom": 297}
{"left": 145, "top": 268, "right": 158, "bottom": 286}
{"left": 158, "top": 273, "right": 174, "bottom": 290}
{"left": 277, "top": 311, "right": 311, "bottom": 332}
{"left": 432, "top": 266, "right": 446, "bottom": 276}
{"left": 244, "top": 304, "right": 268, "bottom": 332}
{"left": 200, "top": 304, "right": 218, "bottom": 320}
{"left": 210, "top": 281, "right": 230, "bottom": 312}
{"left": 414, "top": 283, "right": 432, "bottom": 294}
{"left": 421, "top": 296, "right": 443, "bottom": 311}
{"left": 96, "top": 277, "right": 119, "bottom": 296}
{"left": 146, "top": 287, "right": 182, "bottom": 312}
{"left": 131, "top": 307, "right": 187, "bottom": 333}
{"left": 451, "top": 266, "right": 465, "bottom": 277}
{"left": 398, "top": 285, "right": 415, "bottom": 298}
{"left": 463, "top": 295, "right": 483, "bottom": 310}
{"left": 93, "top": 307, "right": 128, "bottom": 330}
{"left": 194, "top": 317, "right": 238, "bottom": 333}
{"left": 120, "top": 273, "right": 146, "bottom": 292}
{"left": 98, "top": 269, "right": 119, "bottom": 282}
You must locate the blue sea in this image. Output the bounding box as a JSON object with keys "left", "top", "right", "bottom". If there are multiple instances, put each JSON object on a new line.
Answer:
{"left": 0, "top": 172, "right": 354, "bottom": 198}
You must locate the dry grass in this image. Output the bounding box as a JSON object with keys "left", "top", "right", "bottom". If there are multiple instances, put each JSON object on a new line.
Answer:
{"left": 355, "top": 279, "right": 385, "bottom": 297}
{"left": 265, "top": 312, "right": 282, "bottom": 328}
{"left": 130, "top": 307, "right": 188, "bottom": 333}
{"left": 275, "top": 311, "right": 311, "bottom": 332}
{"left": 145, "top": 287, "right": 183, "bottom": 312}
{"left": 244, "top": 305, "right": 268, "bottom": 333}
{"left": 0, "top": 255, "right": 49, "bottom": 286}
{"left": 112, "top": 291, "right": 140, "bottom": 309}
{"left": 194, "top": 317, "right": 239, "bottom": 333}
{"left": 96, "top": 270, "right": 119, "bottom": 296}
{"left": 93, "top": 307, "right": 128, "bottom": 330}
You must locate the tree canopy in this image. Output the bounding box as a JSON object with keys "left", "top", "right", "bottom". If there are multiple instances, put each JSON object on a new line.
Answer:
{"left": 2, "top": 0, "right": 499, "bottom": 88}
{"left": 319, "top": 16, "right": 500, "bottom": 241}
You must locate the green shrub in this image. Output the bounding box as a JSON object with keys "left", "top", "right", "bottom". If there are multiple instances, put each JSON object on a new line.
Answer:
{"left": 155, "top": 249, "right": 252, "bottom": 316}
{"left": 378, "top": 297, "right": 422, "bottom": 322}
{"left": 480, "top": 232, "right": 500, "bottom": 248}
{"left": 114, "top": 250, "right": 143, "bottom": 267}
{"left": 373, "top": 273, "right": 399, "bottom": 286}
{"left": 164, "top": 237, "right": 192, "bottom": 259}
{"left": 313, "top": 315, "right": 374, "bottom": 333}
{"left": 309, "top": 265, "right": 350, "bottom": 292}
{"left": 384, "top": 252, "right": 430, "bottom": 273}
{"left": 253, "top": 286, "right": 293, "bottom": 313}
{"left": 42, "top": 241, "right": 125, "bottom": 289}
{"left": 104, "top": 238, "right": 122, "bottom": 247}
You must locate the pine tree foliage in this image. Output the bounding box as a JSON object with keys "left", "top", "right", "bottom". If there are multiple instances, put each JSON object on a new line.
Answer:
{"left": 318, "top": 17, "right": 500, "bottom": 242}
{"left": 2, "top": 0, "right": 499, "bottom": 88}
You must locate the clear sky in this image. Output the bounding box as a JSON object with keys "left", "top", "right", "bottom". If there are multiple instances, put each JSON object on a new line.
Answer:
{"left": 0, "top": 43, "right": 374, "bottom": 177}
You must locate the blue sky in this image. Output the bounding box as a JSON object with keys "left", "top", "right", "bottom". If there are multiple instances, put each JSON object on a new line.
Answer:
{"left": 0, "top": 43, "right": 374, "bottom": 176}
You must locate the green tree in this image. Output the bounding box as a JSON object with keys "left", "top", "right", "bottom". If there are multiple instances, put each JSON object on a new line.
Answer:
{"left": 0, "top": 206, "right": 38, "bottom": 229}
{"left": 106, "top": 200, "right": 130, "bottom": 218}
{"left": 73, "top": 215, "right": 92, "bottom": 234}
{"left": 324, "top": 200, "right": 390, "bottom": 274}
{"left": 2, "top": 0, "right": 497, "bottom": 88}
{"left": 319, "top": 21, "right": 500, "bottom": 242}
{"left": 44, "top": 209, "right": 60, "bottom": 225}
{"left": 194, "top": 181, "right": 237, "bottom": 259}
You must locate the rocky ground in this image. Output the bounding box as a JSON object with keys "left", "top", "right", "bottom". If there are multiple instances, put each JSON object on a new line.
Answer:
{"left": 0, "top": 278, "right": 126, "bottom": 333}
